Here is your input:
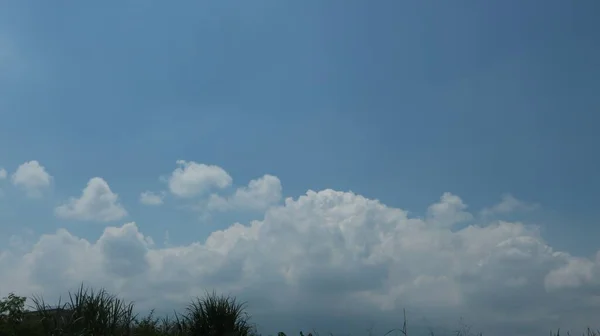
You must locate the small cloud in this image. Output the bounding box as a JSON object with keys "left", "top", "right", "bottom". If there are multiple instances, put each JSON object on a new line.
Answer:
{"left": 426, "top": 192, "right": 473, "bottom": 228}
{"left": 0, "top": 34, "right": 19, "bottom": 69}
{"left": 55, "top": 177, "right": 127, "bottom": 222}
{"left": 207, "top": 174, "right": 282, "bottom": 212}
{"left": 481, "top": 194, "right": 538, "bottom": 217}
{"left": 139, "top": 191, "right": 165, "bottom": 206}
{"left": 11, "top": 160, "right": 52, "bottom": 198}
{"left": 0, "top": 168, "right": 6, "bottom": 196}
{"left": 163, "top": 230, "right": 171, "bottom": 247}
{"left": 168, "top": 160, "right": 232, "bottom": 198}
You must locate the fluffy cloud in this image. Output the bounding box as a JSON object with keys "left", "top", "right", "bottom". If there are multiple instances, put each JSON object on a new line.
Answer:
{"left": 545, "top": 252, "right": 600, "bottom": 292}
{"left": 168, "top": 160, "right": 232, "bottom": 198}
{"left": 2, "top": 188, "right": 599, "bottom": 335}
{"left": 207, "top": 174, "right": 282, "bottom": 212}
{"left": 11, "top": 160, "right": 52, "bottom": 197}
{"left": 426, "top": 192, "right": 473, "bottom": 228}
{"left": 55, "top": 177, "right": 127, "bottom": 222}
{"left": 139, "top": 191, "right": 164, "bottom": 206}
{"left": 0, "top": 167, "right": 7, "bottom": 180}
{"left": 481, "top": 194, "right": 538, "bottom": 217}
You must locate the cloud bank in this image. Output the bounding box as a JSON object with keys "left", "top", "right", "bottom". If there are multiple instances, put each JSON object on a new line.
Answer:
{"left": 2, "top": 170, "right": 599, "bottom": 335}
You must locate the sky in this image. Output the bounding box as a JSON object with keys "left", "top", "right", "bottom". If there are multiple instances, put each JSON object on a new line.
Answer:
{"left": 0, "top": 1, "right": 599, "bottom": 335}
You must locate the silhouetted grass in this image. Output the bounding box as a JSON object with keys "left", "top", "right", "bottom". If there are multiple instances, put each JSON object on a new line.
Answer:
{"left": 0, "top": 285, "right": 598, "bottom": 336}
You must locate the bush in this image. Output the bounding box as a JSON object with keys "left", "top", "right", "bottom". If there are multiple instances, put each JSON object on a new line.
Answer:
{"left": 0, "top": 293, "right": 27, "bottom": 335}
{"left": 30, "top": 284, "right": 135, "bottom": 336}
{"left": 21, "top": 286, "right": 256, "bottom": 336}
{"left": 177, "top": 291, "right": 256, "bottom": 336}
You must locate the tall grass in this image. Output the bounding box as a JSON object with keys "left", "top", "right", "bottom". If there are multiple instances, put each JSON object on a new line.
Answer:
{"left": 1, "top": 285, "right": 598, "bottom": 336}
{"left": 1, "top": 285, "right": 256, "bottom": 336}
{"left": 29, "top": 284, "right": 135, "bottom": 335}
{"left": 178, "top": 291, "right": 255, "bottom": 336}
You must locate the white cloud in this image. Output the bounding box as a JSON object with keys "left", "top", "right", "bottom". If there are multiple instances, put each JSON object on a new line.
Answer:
{"left": 140, "top": 191, "right": 164, "bottom": 206}
{"left": 207, "top": 174, "right": 282, "bottom": 212}
{"left": 98, "top": 223, "right": 154, "bottom": 277}
{"left": 55, "top": 177, "right": 127, "bottom": 222}
{"left": 2, "top": 188, "right": 600, "bottom": 335}
{"left": 426, "top": 192, "right": 473, "bottom": 228}
{"left": 481, "top": 194, "right": 539, "bottom": 217}
{"left": 11, "top": 160, "right": 52, "bottom": 197}
{"left": 168, "top": 160, "right": 232, "bottom": 198}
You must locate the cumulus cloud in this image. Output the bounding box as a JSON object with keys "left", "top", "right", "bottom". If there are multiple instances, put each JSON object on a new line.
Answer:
{"left": 481, "top": 194, "right": 539, "bottom": 217}
{"left": 55, "top": 177, "right": 127, "bottom": 222}
{"left": 140, "top": 191, "right": 164, "bottom": 206}
{"left": 426, "top": 192, "right": 473, "bottom": 228}
{"left": 99, "top": 223, "right": 154, "bottom": 277}
{"left": 207, "top": 174, "right": 282, "bottom": 212}
{"left": 545, "top": 253, "right": 600, "bottom": 292}
{"left": 11, "top": 160, "right": 52, "bottom": 197}
{"left": 2, "top": 188, "right": 600, "bottom": 335}
{"left": 168, "top": 160, "right": 232, "bottom": 198}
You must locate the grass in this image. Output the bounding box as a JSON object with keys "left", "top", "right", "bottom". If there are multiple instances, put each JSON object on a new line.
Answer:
{"left": 0, "top": 285, "right": 597, "bottom": 336}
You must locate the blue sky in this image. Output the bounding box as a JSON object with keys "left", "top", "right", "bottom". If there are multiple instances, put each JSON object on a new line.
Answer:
{"left": 1, "top": 1, "right": 600, "bottom": 335}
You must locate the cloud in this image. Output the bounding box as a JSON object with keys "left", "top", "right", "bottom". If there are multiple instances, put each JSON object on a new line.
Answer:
{"left": 426, "top": 192, "right": 473, "bottom": 228}
{"left": 98, "top": 223, "right": 154, "bottom": 277}
{"left": 168, "top": 160, "right": 232, "bottom": 198}
{"left": 0, "top": 32, "right": 29, "bottom": 77}
{"left": 481, "top": 194, "right": 539, "bottom": 217}
{"left": 55, "top": 177, "right": 127, "bottom": 222}
{"left": 0, "top": 168, "right": 6, "bottom": 196}
{"left": 544, "top": 252, "right": 600, "bottom": 292}
{"left": 0, "top": 34, "right": 18, "bottom": 69}
{"left": 2, "top": 188, "right": 600, "bottom": 335}
{"left": 140, "top": 191, "right": 164, "bottom": 206}
{"left": 207, "top": 174, "right": 282, "bottom": 212}
{"left": 11, "top": 160, "right": 52, "bottom": 197}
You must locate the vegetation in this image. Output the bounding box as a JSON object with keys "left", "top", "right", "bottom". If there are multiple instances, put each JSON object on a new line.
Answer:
{"left": 0, "top": 285, "right": 597, "bottom": 336}
{"left": 0, "top": 285, "right": 253, "bottom": 336}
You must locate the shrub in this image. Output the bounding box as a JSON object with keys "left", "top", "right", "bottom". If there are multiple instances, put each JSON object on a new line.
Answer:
{"left": 177, "top": 291, "right": 256, "bottom": 336}
{"left": 0, "top": 293, "right": 27, "bottom": 335}
{"left": 30, "top": 284, "right": 135, "bottom": 336}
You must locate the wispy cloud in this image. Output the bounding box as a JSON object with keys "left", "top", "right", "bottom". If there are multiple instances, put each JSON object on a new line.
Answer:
{"left": 480, "top": 194, "right": 539, "bottom": 217}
